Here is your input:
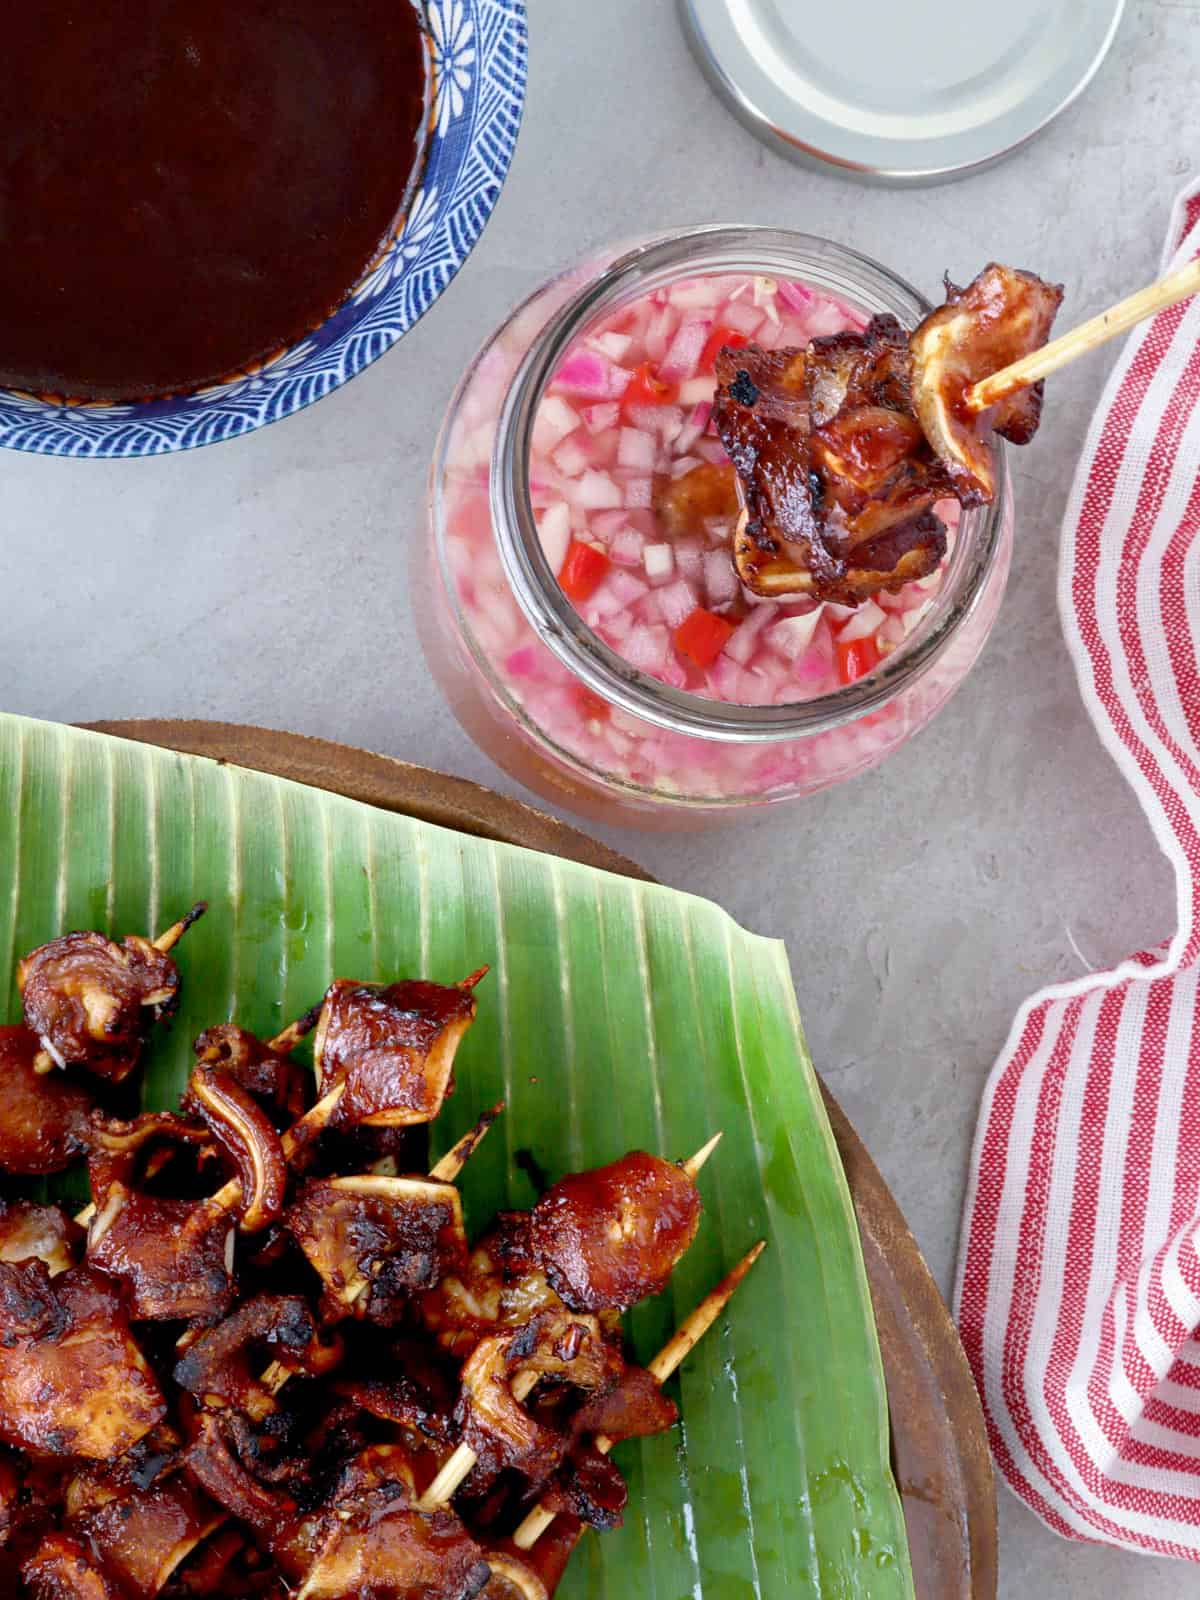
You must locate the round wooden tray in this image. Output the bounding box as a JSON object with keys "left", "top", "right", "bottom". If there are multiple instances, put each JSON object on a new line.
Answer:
{"left": 88, "top": 719, "right": 997, "bottom": 1600}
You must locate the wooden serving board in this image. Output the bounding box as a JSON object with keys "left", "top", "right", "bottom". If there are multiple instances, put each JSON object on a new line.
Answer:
{"left": 87, "top": 719, "right": 998, "bottom": 1600}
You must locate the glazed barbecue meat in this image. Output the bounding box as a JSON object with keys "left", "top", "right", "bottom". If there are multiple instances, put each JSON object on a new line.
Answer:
{"left": 193, "top": 1023, "right": 313, "bottom": 1128}
{"left": 0, "top": 1200, "right": 83, "bottom": 1279}
{"left": 714, "top": 328, "right": 949, "bottom": 603}
{"left": 424, "top": 1153, "right": 701, "bottom": 1353}
{"left": 18, "top": 928, "right": 187, "bottom": 1083}
{"left": 312, "top": 978, "right": 479, "bottom": 1130}
{"left": 184, "top": 1064, "right": 288, "bottom": 1234}
{"left": 85, "top": 1112, "right": 211, "bottom": 1196}
{"left": 530, "top": 1152, "right": 701, "bottom": 1313}
{"left": 456, "top": 1311, "right": 624, "bottom": 1496}
{"left": 569, "top": 1363, "right": 678, "bottom": 1445}
{"left": 0, "top": 1261, "right": 165, "bottom": 1460}
{"left": 22, "top": 1532, "right": 124, "bottom": 1599}
{"left": 0, "top": 1026, "right": 95, "bottom": 1175}
{"left": 174, "top": 1295, "right": 341, "bottom": 1422}
{"left": 88, "top": 1185, "right": 236, "bottom": 1326}
{"left": 0, "top": 922, "right": 735, "bottom": 1600}
{"left": 909, "top": 262, "right": 1064, "bottom": 501}
{"left": 421, "top": 1213, "right": 567, "bottom": 1357}
{"left": 713, "top": 263, "right": 1062, "bottom": 602}
{"left": 181, "top": 1413, "right": 300, "bottom": 1538}
{"left": 63, "top": 1475, "right": 225, "bottom": 1600}
{"left": 287, "top": 1177, "right": 467, "bottom": 1323}
{"left": 477, "top": 1552, "right": 551, "bottom": 1600}
{"left": 294, "top": 1446, "right": 490, "bottom": 1600}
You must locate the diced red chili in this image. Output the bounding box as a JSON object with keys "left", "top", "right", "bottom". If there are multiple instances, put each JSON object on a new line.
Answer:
{"left": 836, "top": 634, "right": 882, "bottom": 684}
{"left": 574, "top": 685, "right": 610, "bottom": 722}
{"left": 700, "top": 326, "right": 750, "bottom": 374}
{"left": 674, "top": 607, "right": 736, "bottom": 670}
{"left": 621, "top": 361, "right": 679, "bottom": 414}
{"left": 558, "top": 539, "right": 611, "bottom": 603}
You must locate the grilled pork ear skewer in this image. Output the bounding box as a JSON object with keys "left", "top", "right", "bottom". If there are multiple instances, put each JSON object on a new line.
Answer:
{"left": 966, "top": 255, "right": 1200, "bottom": 412}
{"left": 417, "top": 1136, "right": 721, "bottom": 1513}
{"left": 203, "top": 968, "right": 484, "bottom": 1220}
{"left": 715, "top": 263, "right": 1064, "bottom": 603}
{"left": 20, "top": 902, "right": 207, "bottom": 1080}
{"left": 512, "top": 1239, "right": 766, "bottom": 1552}
{"left": 73, "top": 1006, "right": 321, "bottom": 1230}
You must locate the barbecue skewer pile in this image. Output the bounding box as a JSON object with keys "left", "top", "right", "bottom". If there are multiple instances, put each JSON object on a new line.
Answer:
{"left": 0, "top": 905, "right": 762, "bottom": 1599}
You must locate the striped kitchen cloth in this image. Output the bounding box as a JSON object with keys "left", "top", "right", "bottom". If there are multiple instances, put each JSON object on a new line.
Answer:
{"left": 955, "top": 179, "right": 1200, "bottom": 1559}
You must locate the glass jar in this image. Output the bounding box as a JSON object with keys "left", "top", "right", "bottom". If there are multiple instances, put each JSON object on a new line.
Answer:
{"left": 420, "top": 227, "right": 1013, "bottom": 827}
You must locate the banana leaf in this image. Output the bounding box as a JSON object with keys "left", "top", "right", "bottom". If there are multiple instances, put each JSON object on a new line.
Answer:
{"left": 0, "top": 712, "right": 914, "bottom": 1600}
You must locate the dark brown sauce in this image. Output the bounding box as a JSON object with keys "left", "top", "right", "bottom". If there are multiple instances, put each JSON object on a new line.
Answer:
{"left": 0, "top": 2, "right": 429, "bottom": 401}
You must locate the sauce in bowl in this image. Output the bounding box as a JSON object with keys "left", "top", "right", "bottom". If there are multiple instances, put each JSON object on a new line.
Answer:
{"left": 0, "top": 1, "right": 429, "bottom": 401}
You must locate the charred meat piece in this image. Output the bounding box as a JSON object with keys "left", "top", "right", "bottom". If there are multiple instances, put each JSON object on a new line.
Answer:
{"left": 173, "top": 1295, "right": 340, "bottom": 1423}
{"left": 312, "top": 978, "right": 478, "bottom": 1130}
{"left": 537, "top": 1441, "right": 628, "bottom": 1532}
{"left": 0, "top": 1201, "right": 84, "bottom": 1280}
{"left": 714, "top": 267, "right": 1061, "bottom": 602}
{"left": 294, "top": 1445, "right": 490, "bottom": 1600}
{"left": 85, "top": 1113, "right": 211, "bottom": 1198}
{"left": 63, "top": 1425, "right": 183, "bottom": 1522}
{"left": 530, "top": 1152, "right": 701, "bottom": 1312}
{"left": 181, "top": 1413, "right": 299, "bottom": 1538}
{"left": 88, "top": 1188, "right": 235, "bottom": 1326}
{"left": 192, "top": 1024, "right": 313, "bottom": 1129}
{"left": 22, "top": 1532, "right": 126, "bottom": 1599}
{"left": 69, "top": 1476, "right": 226, "bottom": 1600}
{"left": 0, "top": 1026, "right": 95, "bottom": 1176}
{"left": 420, "top": 1213, "right": 568, "bottom": 1358}
{"left": 712, "top": 344, "right": 821, "bottom": 590}
{"left": 456, "top": 1311, "right": 624, "bottom": 1495}
{"left": 184, "top": 1065, "right": 288, "bottom": 1234}
{"left": 715, "top": 330, "right": 948, "bottom": 603}
{"left": 287, "top": 1177, "right": 467, "bottom": 1323}
{"left": 18, "top": 930, "right": 183, "bottom": 1083}
{"left": 335, "top": 1371, "right": 456, "bottom": 1449}
{"left": 570, "top": 1362, "right": 678, "bottom": 1445}
{"left": 0, "top": 1262, "right": 165, "bottom": 1460}
{"left": 909, "top": 262, "right": 1063, "bottom": 501}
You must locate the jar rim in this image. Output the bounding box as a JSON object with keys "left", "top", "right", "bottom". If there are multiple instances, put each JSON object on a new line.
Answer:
{"left": 482, "top": 225, "right": 1008, "bottom": 745}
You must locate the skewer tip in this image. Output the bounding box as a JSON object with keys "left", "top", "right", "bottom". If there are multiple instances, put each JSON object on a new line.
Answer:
{"left": 459, "top": 965, "right": 490, "bottom": 990}
{"left": 682, "top": 1130, "right": 723, "bottom": 1180}
{"left": 153, "top": 900, "right": 208, "bottom": 953}
{"left": 647, "top": 1239, "right": 766, "bottom": 1387}
{"left": 268, "top": 1002, "right": 323, "bottom": 1055}
{"left": 428, "top": 1101, "right": 505, "bottom": 1183}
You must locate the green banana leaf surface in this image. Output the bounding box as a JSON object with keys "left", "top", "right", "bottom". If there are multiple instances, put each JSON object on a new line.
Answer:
{"left": 0, "top": 713, "right": 914, "bottom": 1600}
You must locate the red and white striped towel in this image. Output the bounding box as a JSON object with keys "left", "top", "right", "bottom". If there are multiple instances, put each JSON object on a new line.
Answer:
{"left": 955, "top": 180, "right": 1200, "bottom": 1560}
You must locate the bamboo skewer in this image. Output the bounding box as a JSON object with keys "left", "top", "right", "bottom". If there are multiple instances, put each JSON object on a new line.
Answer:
{"left": 417, "top": 1134, "right": 725, "bottom": 1514}
{"left": 967, "top": 257, "right": 1200, "bottom": 413}
{"left": 512, "top": 1240, "right": 766, "bottom": 1551}
{"left": 151, "top": 901, "right": 208, "bottom": 954}
{"left": 682, "top": 1131, "right": 722, "bottom": 1180}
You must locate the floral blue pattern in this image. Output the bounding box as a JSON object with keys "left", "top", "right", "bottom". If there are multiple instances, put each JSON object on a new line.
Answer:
{"left": 0, "top": 0, "right": 526, "bottom": 459}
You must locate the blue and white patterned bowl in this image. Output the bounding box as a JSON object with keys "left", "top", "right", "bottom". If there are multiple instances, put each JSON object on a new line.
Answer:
{"left": 0, "top": 0, "right": 527, "bottom": 459}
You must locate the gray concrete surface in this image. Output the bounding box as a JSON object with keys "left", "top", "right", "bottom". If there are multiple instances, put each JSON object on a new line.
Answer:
{"left": 0, "top": 2, "right": 1194, "bottom": 1593}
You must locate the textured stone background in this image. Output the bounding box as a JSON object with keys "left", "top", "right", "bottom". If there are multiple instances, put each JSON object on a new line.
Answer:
{"left": 2, "top": 3, "right": 1196, "bottom": 1593}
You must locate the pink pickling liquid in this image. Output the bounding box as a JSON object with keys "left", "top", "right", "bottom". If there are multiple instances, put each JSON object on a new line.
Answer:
{"left": 528, "top": 272, "right": 957, "bottom": 704}
{"left": 427, "top": 266, "right": 1005, "bottom": 818}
